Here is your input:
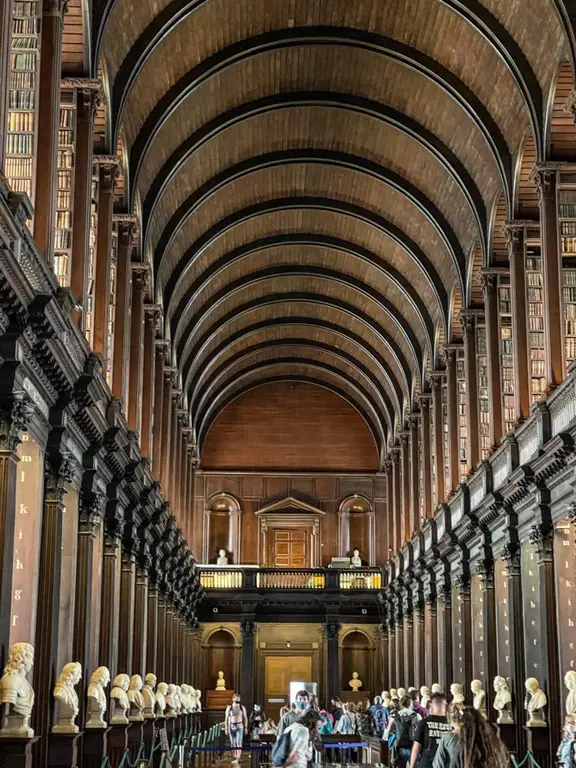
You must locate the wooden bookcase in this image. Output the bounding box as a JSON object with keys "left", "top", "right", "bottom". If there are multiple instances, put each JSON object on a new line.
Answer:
{"left": 525, "top": 246, "right": 546, "bottom": 403}
{"left": 456, "top": 348, "right": 468, "bottom": 481}
{"left": 84, "top": 164, "right": 99, "bottom": 347}
{"left": 558, "top": 189, "right": 576, "bottom": 371}
{"left": 475, "top": 319, "right": 491, "bottom": 460}
{"left": 53, "top": 90, "right": 76, "bottom": 286}
{"left": 5, "top": 0, "right": 42, "bottom": 221}
{"left": 105, "top": 224, "right": 118, "bottom": 389}
{"left": 497, "top": 273, "right": 516, "bottom": 434}
{"left": 442, "top": 379, "right": 450, "bottom": 494}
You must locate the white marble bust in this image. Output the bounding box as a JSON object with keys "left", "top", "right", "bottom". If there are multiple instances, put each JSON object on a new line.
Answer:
{"left": 397, "top": 687, "right": 406, "bottom": 699}
{"left": 128, "top": 675, "right": 145, "bottom": 721}
{"left": 471, "top": 679, "right": 487, "bottom": 719}
{"left": 52, "top": 662, "right": 82, "bottom": 733}
{"left": 196, "top": 689, "right": 202, "bottom": 712}
{"left": 155, "top": 682, "right": 168, "bottom": 717}
{"left": 565, "top": 671, "right": 576, "bottom": 715}
{"left": 190, "top": 687, "right": 199, "bottom": 712}
{"left": 351, "top": 549, "right": 362, "bottom": 568}
{"left": 450, "top": 683, "right": 465, "bottom": 705}
{"left": 166, "top": 684, "right": 178, "bottom": 717}
{"left": 431, "top": 683, "right": 443, "bottom": 695}
{"left": 390, "top": 688, "right": 398, "bottom": 699}
{"left": 180, "top": 684, "right": 190, "bottom": 713}
{"left": 217, "top": 549, "right": 228, "bottom": 565}
{"left": 0, "top": 642, "right": 35, "bottom": 738}
{"left": 143, "top": 673, "right": 157, "bottom": 719}
{"left": 175, "top": 685, "right": 183, "bottom": 714}
{"left": 216, "top": 671, "right": 226, "bottom": 691}
{"left": 381, "top": 691, "right": 391, "bottom": 708}
{"left": 110, "top": 674, "right": 130, "bottom": 725}
{"left": 525, "top": 677, "right": 547, "bottom": 727}
{"left": 420, "top": 686, "right": 431, "bottom": 709}
{"left": 86, "top": 666, "right": 110, "bottom": 729}
{"left": 493, "top": 676, "right": 513, "bottom": 724}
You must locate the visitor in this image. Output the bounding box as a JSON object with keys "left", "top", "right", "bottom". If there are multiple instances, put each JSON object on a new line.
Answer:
{"left": 335, "top": 701, "right": 357, "bottom": 734}
{"left": 318, "top": 708, "right": 334, "bottom": 734}
{"left": 369, "top": 695, "right": 388, "bottom": 738}
{"left": 410, "top": 692, "right": 450, "bottom": 768}
{"left": 410, "top": 687, "right": 429, "bottom": 719}
{"left": 432, "top": 705, "right": 508, "bottom": 768}
{"left": 261, "top": 717, "right": 277, "bottom": 735}
{"left": 357, "top": 699, "right": 376, "bottom": 737}
{"left": 388, "top": 695, "right": 421, "bottom": 768}
{"left": 283, "top": 710, "right": 322, "bottom": 768}
{"left": 331, "top": 697, "right": 344, "bottom": 724}
{"left": 248, "top": 703, "right": 266, "bottom": 739}
{"left": 558, "top": 715, "right": 576, "bottom": 767}
{"left": 225, "top": 694, "right": 248, "bottom": 765}
{"left": 294, "top": 689, "right": 310, "bottom": 712}
{"left": 277, "top": 703, "right": 300, "bottom": 737}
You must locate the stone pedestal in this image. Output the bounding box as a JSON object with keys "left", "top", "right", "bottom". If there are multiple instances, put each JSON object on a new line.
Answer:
{"left": 82, "top": 728, "right": 109, "bottom": 768}
{"left": 127, "top": 721, "right": 144, "bottom": 762}
{"left": 525, "top": 726, "right": 551, "bottom": 768}
{"left": 48, "top": 733, "right": 81, "bottom": 768}
{"left": 107, "top": 723, "right": 129, "bottom": 767}
{"left": 143, "top": 719, "right": 156, "bottom": 758}
{"left": 0, "top": 737, "right": 38, "bottom": 768}
{"left": 496, "top": 723, "right": 516, "bottom": 757}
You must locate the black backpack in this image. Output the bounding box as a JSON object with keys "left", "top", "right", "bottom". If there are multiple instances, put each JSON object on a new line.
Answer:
{"left": 395, "top": 713, "right": 417, "bottom": 748}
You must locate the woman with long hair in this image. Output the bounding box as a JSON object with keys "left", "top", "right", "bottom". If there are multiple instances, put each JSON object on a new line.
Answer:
{"left": 433, "top": 705, "right": 509, "bottom": 768}
{"left": 284, "top": 709, "right": 322, "bottom": 768}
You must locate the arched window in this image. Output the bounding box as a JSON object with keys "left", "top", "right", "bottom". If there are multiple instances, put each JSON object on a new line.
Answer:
{"left": 204, "top": 493, "right": 242, "bottom": 564}
{"left": 338, "top": 495, "right": 375, "bottom": 565}
{"left": 340, "top": 629, "right": 374, "bottom": 697}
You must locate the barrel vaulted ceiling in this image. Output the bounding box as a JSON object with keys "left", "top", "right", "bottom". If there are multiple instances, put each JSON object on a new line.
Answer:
{"left": 80, "top": 0, "right": 576, "bottom": 467}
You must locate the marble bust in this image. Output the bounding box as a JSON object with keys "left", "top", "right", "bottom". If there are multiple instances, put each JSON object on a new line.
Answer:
{"left": 351, "top": 549, "right": 362, "bottom": 568}
{"left": 175, "top": 685, "right": 183, "bottom": 714}
{"left": 217, "top": 549, "right": 228, "bottom": 566}
{"left": 155, "top": 682, "right": 168, "bottom": 717}
{"left": 390, "top": 688, "right": 398, "bottom": 699}
{"left": 86, "top": 666, "right": 110, "bottom": 729}
{"left": 420, "top": 686, "right": 431, "bottom": 709}
{"left": 196, "top": 690, "right": 202, "bottom": 712}
{"left": 349, "top": 672, "right": 362, "bottom": 691}
{"left": 110, "top": 673, "right": 130, "bottom": 725}
{"left": 525, "top": 677, "right": 547, "bottom": 727}
{"left": 431, "top": 683, "right": 443, "bottom": 695}
{"left": 180, "top": 684, "right": 191, "bottom": 713}
{"left": 143, "top": 673, "right": 157, "bottom": 719}
{"left": 166, "top": 684, "right": 178, "bottom": 717}
{"left": 52, "top": 662, "right": 82, "bottom": 733}
{"left": 565, "top": 671, "right": 576, "bottom": 715}
{"left": 397, "top": 687, "right": 406, "bottom": 699}
{"left": 128, "top": 675, "right": 145, "bottom": 722}
{"left": 381, "top": 691, "right": 391, "bottom": 708}
{"left": 216, "top": 671, "right": 226, "bottom": 691}
{"left": 471, "top": 680, "right": 487, "bottom": 719}
{"left": 450, "top": 683, "right": 465, "bottom": 705}
{"left": 0, "top": 642, "right": 35, "bottom": 738}
{"left": 493, "top": 676, "right": 513, "bottom": 724}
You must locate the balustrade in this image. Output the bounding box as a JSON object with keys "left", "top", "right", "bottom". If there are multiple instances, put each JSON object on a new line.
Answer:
{"left": 198, "top": 567, "right": 383, "bottom": 590}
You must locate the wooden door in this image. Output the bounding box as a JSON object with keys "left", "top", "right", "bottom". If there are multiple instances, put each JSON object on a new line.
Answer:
{"left": 272, "top": 529, "right": 308, "bottom": 568}
{"left": 264, "top": 655, "right": 312, "bottom": 720}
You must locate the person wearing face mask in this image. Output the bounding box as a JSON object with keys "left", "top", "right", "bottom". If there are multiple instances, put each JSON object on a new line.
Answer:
{"left": 277, "top": 691, "right": 310, "bottom": 737}
{"left": 249, "top": 703, "right": 266, "bottom": 739}
{"left": 295, "top": 690, "right": 310, "bottom": 712}
{"left": 225, "top": 694, "right": 248, "bottom": 764}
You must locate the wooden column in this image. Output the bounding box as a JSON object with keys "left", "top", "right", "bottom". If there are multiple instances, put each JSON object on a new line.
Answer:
{"left": 532, "top": 164, "right": 565, "bottom": 389}
{"left": 414, "top": 600, "right": 425, "bottom": 689}
{"left": 386, "top": 600, "right": 395, "bottom": 689}
{"left": 444, "top": 348, "right": 459, "bottom": 493}
{"left": 92, "top": 157, "right": 119, "bottom": 360}
{"left": 501, "top": 543, "right": 526, "bottom": 755}
{"left": 481, "top": 272, "right": 504, "bottom": 446}
{"left": 477, "top": 559, "right": 497, "bottom": 718}
{"left": 529, "top": 525, "right": 561, "bottom": 758}
{"left": 141, "top": 307, "right": 159, "bottom": 461}
{"left": 112, "top": 219, "right": 137, "bottom": 405}
{"left": 403, "top": 600, "right": 414, "bottom": 687}
{"left": 457, "top": 575, "right": 473, "bottom": 701}
{"left": 181, "top": 438, "right": 190, "bottom": 540}
{"left": 146, "top": 583, "right": 159, "bottom": 675}
{"left": 165, "top": 603, "right": 175, "bottom": 682}
{"left": 395, "top": 598, "right": 405, "bottom": 687}
{"left": 133, "top": 565, "right": 149, "bottom": 679}
{"left": 159, "top": 368, "right": 173, "bottom": 492}
{"left": 419, "top": 395, "right": 432, "bottom": 517}
{"left": 391, "top": 447, "right": 401, "bottom": 552}
{"left": 505, "top": 221, "right": 531, "bottom": 421}
{"left": 240, "top": 620, "right": 257, "bottom": 710}
{"left": 152, "top": 341, "right": 167, "bottom": 480}
{"left": 438, "top": 584, "right": 453, "bottom": 695}
{"left": 126, "top": 265, "right": 148, "bottom": 435}
{"left": 461, "top": 313, "right": 480, "bottom": 472}
{"left": 33, "top": 0, "right": 66, "bottom": 260}
{"left": 98, "top": 533, "right": 122, "bottom": 679}
{"left": 409, "top": 415, "right": 420, "bottom": 534}
{"left": 70, "top": 84, "right": 99, "bottom": 325}
{"left": 400, "top": 432, "right": 410, "bottom": 543}
{"left": 0, "top": 394, "right": 31, "bottom": 665}
{"left": 117, "top": 551, "right": 137, "bottom": 674}
{"left": 426, "top": 594, "right": 439, "bottom": 685}
{"left": 431, "top": 374, "right": 445, "bottom": 506}
{"left": 157, "top": 595, "right": 167, "bottom": 681}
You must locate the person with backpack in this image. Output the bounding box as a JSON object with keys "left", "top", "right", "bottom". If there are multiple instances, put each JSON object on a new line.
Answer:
{"left": 225, "top": 694, "right": 248, "bottom": 765}
{"left": 410, "top": 692, "right": 451, "bottom": 768}
{"left": 388, "top": 694, "right": 421, "bottom": 768}
{"left": 272, "top": 709, "right": 321, "bottom": 768}
{"left": 369, "top": 695, "right": 389, "bottom": 738}
{"left": 277, "top": 702, "right": 300, "bottom": 737}
{"left": 432, "top": 705, "right": 508, "bottom": 768}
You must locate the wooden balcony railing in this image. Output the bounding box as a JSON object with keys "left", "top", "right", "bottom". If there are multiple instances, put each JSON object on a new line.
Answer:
{"left": 256, "top": 570, "right": 325, "bottom": 589}
{"left": 200, "top": 570, "right": 243, "bottom": 590}
{"left": 339, "top": 570, "right": 382, "bottom": 589}
{"left": 198, "top": 566, "right": 383, "bottom": 590}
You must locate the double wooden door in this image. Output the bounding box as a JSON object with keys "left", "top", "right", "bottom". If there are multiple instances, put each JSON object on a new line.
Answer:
{"left": 264, "top": 655, "right": 312, "bottom": 720}
{"left": 270, "top": 528, "right": 308, "bottom": 568}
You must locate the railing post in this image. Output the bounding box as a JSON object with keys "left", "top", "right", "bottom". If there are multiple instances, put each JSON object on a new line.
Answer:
{"left": 244, "top": 568, "right": 256, "bottom": 588}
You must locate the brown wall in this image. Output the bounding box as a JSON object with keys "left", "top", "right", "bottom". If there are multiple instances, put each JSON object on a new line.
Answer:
{"left": 194, "top": 471, "right": 387, "bottom": 566}
{"left": 201, "top": 382, "right": 379, "bottom": 472}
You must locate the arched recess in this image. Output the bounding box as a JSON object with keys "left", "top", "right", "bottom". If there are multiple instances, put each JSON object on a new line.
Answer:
{"left": 489, "top": 190, "right": 510, "bottom": 268}
{"left": 338, "top": 495, "right": 375, "bottom": 565}
{"left": 545, "top": 60, "right": 576, "bottom": 160}
{"left": 203, "top": 492, "right": 242, "bottom": 565}
{"left": 514, "top": 132, "right": 539, "bottom": 220}
{"left": 203, "top": 627, "right": 241, "bottom": 698}
{"left": 448, "top": 284, "right": 464, "bottom": 344}
{"left": 340, "top": 629, "right": 375, "bottom": 698}
{"left": 466, "top": 240, "right": 484, "bottom": 308}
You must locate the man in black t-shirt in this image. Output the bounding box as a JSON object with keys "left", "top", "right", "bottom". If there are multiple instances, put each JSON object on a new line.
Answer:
{"left": 410, "top": 692, "right": 451, "bottom": 768}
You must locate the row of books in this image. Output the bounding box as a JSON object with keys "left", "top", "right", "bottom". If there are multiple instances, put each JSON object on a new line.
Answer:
{"left": 55, "top": 211, "right": 71, "bottom": 228}
{"left": 528, "top": 317, "right": 544, "bottom": 331}
{"left": 54, "top": 229, "right": 71, "bottom": 249}
{"left": 56, "top": 190, "right": 71, "bottom": 208}
{"left": 9, "top": 71, "right": 35, "bottom": 89}
{"left": 566, "top": 338, "right": 576, "bottom": 358}
{"left": 6, "top": 132, "right": 33, "bottom": 154}
{"left": 8, "top": 89, "right": 35, "bottom": 109}
{"left": 529, "top": 336, "right": 545, "bottom": 352}
{"left": 12, "top": 17, "right": 38, "bottom": 34}
{"left": 561, "top": 237, "right": 576, "bottom": 253}
{"left": 10, "top": 53, "right": 37, "bottom": 71}
{"left": 531, "top": 376, "right": 547, "bottom": 393}
{"left": 564, "top": 270, "right": 576, "bottom": 287}
{"left": 565, "top": 320, "right": 576, "bottom": 335}
{"left": 57, "top": 170, "right": 71, "bottom": 189}
{"left": 14, "top": 2, "right": 40, "bottom": 16}
{"left": 57, "top": 149, "right": 73, "bottom": 169}
{"left": 7, "top": 110, "right": 33, "bottom": 131}
{"left": 12, "top": 36, "right": 37, "bottom": 50}
{"left": 10, "top": 178, "right": 31, "bottom": 195}
{"left": 5, "top": 157, "right": 32, "bottom": 178}
{"left": 59, "top": 108, "right": 73, "bottom": 128}
{"left": 559, "top": 205, "right": 576, "bottom": 218}
{"left": 563, "top": 287, "right": 576, "bottom": 302}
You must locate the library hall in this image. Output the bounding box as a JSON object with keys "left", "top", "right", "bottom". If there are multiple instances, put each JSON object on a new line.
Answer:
{"left": 1, "top": 1, "right": 576, "bottom": 768}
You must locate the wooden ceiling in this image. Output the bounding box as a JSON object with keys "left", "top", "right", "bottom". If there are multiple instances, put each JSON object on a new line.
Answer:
{"left": 76, "top": 0, "right": 576, "bottom": 467}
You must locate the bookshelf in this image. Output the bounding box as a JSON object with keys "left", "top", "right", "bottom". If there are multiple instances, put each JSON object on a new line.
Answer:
{"left": 456, "top": 348, "right": 468, "bottom": 480}
{"left": 84, "top": 165, "right": 99, "bottom": 347}
{"left": 105, "top": 224, "right": 118, "bottom": 389}
{"left": 497, "top": 273, "right": 515, "bottom": 434}
{"left": 476, "top": 320, "right": 490, "bottom": 459}
{"left": 53, "top": 91, "right": 76, "bottom": 286}
{"left": 525, "top": 248, "right": 546, "bottom": 402}
{"left": 442, "top": 379, "right": 450, "bottom": 493}
{"left": 558, "top": 189, "right": 576, "bottom": 371}
{"left": 5, "top": 0, "right": 42, "bottom": 219}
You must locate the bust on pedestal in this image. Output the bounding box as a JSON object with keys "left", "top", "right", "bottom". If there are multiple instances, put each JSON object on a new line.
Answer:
{"left": 52, "top": 662, "right": 82, "bottom": 733}
{"left": 128, "top": 675, "right": 145, "bottom": 722}
{"left": 351, "top": 549, "right": 362, "bottom": 568}
{"left": 155, "top": 683, "right": 168, "bottom": 718}
{"left": 0, "top": 643, "right": 35, "bottom": 738}
{"left": 450, "top": 683, "right": 465, "bottom": 706}
{"left": 110, "top": 674, "right": 130, "bottom": 725}
{"left": 166, "top": 685, "right": 178, "bottom": 718}
{"left": 142, "top": 674, "right": 157, "bottom": 720}
{"left": 349, "top": 672, "right": 363, "bottom": 691}
{"left": 86, "top": 667, "right": 110, "bottom": 729}
{"left": 493, "top": 676, "right": 513, "bottom": 724}
{"left": 420, "top": 686, "right": 431, "bottom": 709}
{"left": 215, "top": 672, "right": 226, "bottom": 691}
{"left": 565, "top": 671, "right": 576, "bottom": 715}
{"left": 431, "top": 683, "right": 443, "bottom": 695}
{"left": 525, "top": 678, "right": 547, "bottom": 727}
{"left": 217, "top": 549, "right": 228, "bottom": 565}
{"left": 471, "top": 680, "right": 487, "bottom": 719}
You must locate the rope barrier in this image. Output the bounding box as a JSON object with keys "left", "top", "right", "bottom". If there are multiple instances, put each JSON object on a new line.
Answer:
{"left": 511, "top": 752, "right": 543, "bottom": 768}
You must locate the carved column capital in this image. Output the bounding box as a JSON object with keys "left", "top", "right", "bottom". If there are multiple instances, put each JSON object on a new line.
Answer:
{"left": 0, "top": 392, "right": 34, "bottom": 453}
{"left": 475, "top": 558, "right": 495, "bottom": 588}
{"left": 501, "top": 542, "right": 521, "bottom": 577}
{"left": 437, "top": 582, "right": 452, "bottom": 606}
{"left": 95, "top": 156, "right": 121, "bottom": 191}
{"left": 240, "top": 620, "right": 256, "bottom": 638}
{"left": 479, "top": 271, "right": 498, "bottom": 293}
{"left": 45, "top": 452, "right": 76, "bottom": 503}
{"left": 529, "top": 163, "right": 563, "bottom": 200}
{"left": 430, "top": 372, "right": 445, "bottom": 391}
{"left": 528, "top": 524, "right": 554, "bottom": 564}
{"left": 502, "top": 219, "right": 533, "bottom": 250}
{"left": 455, "top": 573, "right": 471, "bottom": 599}
{"left": 78, "top": 490, "right": 106, "bottom": 535}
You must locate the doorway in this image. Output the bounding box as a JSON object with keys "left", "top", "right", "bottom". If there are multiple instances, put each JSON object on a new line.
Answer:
{"left": 264, "top": 655, "right": 312, "bottom": 720}
{"left": 270, "top": 529, "right": 308, "bottom": 568}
